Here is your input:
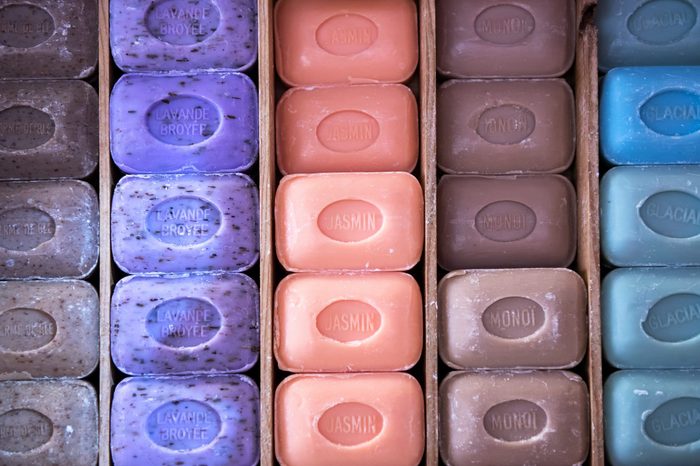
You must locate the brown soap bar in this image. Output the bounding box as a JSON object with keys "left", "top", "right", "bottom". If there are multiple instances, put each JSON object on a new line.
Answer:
{"left": 437, "top": 0, "right": 575, "bottom": 78}
{"left": 437, "top": 79, "right": 574, "bottom": 174}
{"left": 0, "top": 280, "right": 98, "bottom": 378}
{"left": 437, "top": 175, "right": 576, "bottom": 270}
{"left": 439, "top": 269, "right": 586, "bottom": 369}
{"left": 440, "top": 371, "right": 589, "bottom": 466}
{"left": 0, "top": 80, "right": 98, "bottom": 180}
{"left": 0, "top": 0, "right": 97, "bottom": 79}
{"left": 0, "top": 380, "right": 97, "bottom": 465}
{"left": 0, "top": 180, "right": 98, "bottom": 279}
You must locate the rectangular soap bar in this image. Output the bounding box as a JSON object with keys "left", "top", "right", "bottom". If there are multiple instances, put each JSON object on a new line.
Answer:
{"left": 111, "top": 375, "right": 259, "bottom": 466}
{"left": 111, "top": 273, "right": 259, "bottom": 375}
{"left": 110, "top": 73, "right": 258, "bottom": 174}
{"left": 439, "top": 269, "right": 586, "bottom": 369}
{"left": 437, "top": 79, "right": 574, "bottom": 174}
{"left": 111, "top": 173, "right": 258, "bottom": 274}
{"left": 601, "top": 165, "right": 700, "bottom": 266}
{"left": 0, "top": 380, "right": 97, "bottom": 466}
{"left": 110, "top": 0, "right": 257, "bottom": 72}
{"left": 597, "top": 0, "right": 700, "bottom": 70}
{"left": 0, "top": 280, "right": 98, "bottom": 378}
{"left": 601, "top": 67, "right": 700, "bottom": 165}
{"left": 275, "top": 172, "right": 423, "bottom": 271}
{"left": 275, "top": 373, "right": 424, "bottom": 466}
{"left": 437, "top": 175, "right": 577, "bottom": 270}
{"left": 277, "top": 84, "right": 418, "bottom": 174}
{"left": 603, "top": 267, "right": 700, "bottom": 368}
{"left": 0, "top": 80, "right": 97, "bottom": 180}
{"left": 0, "top": 0, "right": 97, "bottom": 78}
{"left": 605, "top": 370, "right": 700, "bottom": 466}
{"left": 437, "top": 0, "right": 575, "bottom": 78}
{"left": 440, "top": 371, "right": 589, "bottom": 466}
{"left": 274, "top": 0, "right": 418, "bottom": 85}
{"left": 0, "top": 180, "right": 98, "bottom": 279}
{"left": 274, "top": 272, "right": 422, "bottom": 372}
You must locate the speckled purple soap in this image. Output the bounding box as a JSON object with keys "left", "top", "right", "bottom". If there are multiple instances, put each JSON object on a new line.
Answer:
{"left": 112, "top": 173, "right": 258, "bottom": 274}
{"left": 111, "top": 273, "right": 259, "bottom": 376}
{"left": 111, "top": 375, "right": 259, "bottom": 466}
{"left": 111, "top": 73, "right": 257, "bottom": 174}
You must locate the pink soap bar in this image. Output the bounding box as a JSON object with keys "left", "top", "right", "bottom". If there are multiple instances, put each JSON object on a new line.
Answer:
{"left": 274, "top": 0, "right": 418, "bottom": 85}
{"left": 275, "top": 172, "right": 423, "bottom": 272}
{"left": 277, "top": 84, "right": 418, "bottom": 174}
{"left": 275, "top": 373, "right": 424, "bottom": 466}
{"left": 274, "top": 272, "right": 422, "bottom": 372}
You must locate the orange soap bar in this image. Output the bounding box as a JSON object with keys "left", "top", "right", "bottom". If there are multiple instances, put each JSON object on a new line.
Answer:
{"left": 274, "top": 272, "right": 422, "bottom": 372}
{"left": 277, "top": 84, "right": 418, "bottom": 174}
{"left": 274, "top": 0, "right": 418, "bottom": 85}
{"left": 275, "top": 373, "right": 424, "bottom": 466}
{"left": 275, "top": 172, "right": 423, "bottom": 271}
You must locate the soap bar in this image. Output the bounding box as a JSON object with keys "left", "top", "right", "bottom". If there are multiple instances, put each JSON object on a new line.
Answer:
{"left": 602, "top": 267, "right": 700, "bottom": 368}
{"left": 437, "top": 175, "right": 577, "bottom": 270}
{"left": 601, "top": 165, "right": 700, "bottom": 266}
{"left": 0, "top": 0, "right": 97, "bottom": 78}
{"left": 597, "top": 0, "right": 700, "bottom": 70}
{"left": 274, "top": 0, "right": 418, "bottom": 85}
{"left": 601, "top": 67, "right": 700, "bottom": 165}
{"left": 111, "top": 273, "right": 259, "bottom": 375}
{"left": 0, "top": 80, "right": 97, "bottom": 180}
{"left": 0, "top": 380, "right": 97, "bottom": 466}
{"left": 275, "top": 373, "right": 424, "bottom": 466}
{"left": 277, "top": 84, "right": 418, "bottom": 174}
{"left": 440, "top": 371, "right": 589, "bottom": 466}
{"left": 439, "top": 268, "right": 586, "bottom": 369}
{"left": 110, "top": 0, "right": 257, "bottom": 72}
{"left": 275, "top": 172, "right": 423, "bottom": 272}
{"left": 111, "top": 375, "right": 259, "bottom": 466}
{"left": 0, "top": 280, "right": 98, "bottom": 378}
{"left": 274, "top": 272, "right": 422, "bottom": 372}
{"left": 436, "top": 0, "right": 575, "bottom": 78}
{"left": 111, "top": 173, "right": 258, "bottom": 274}
{"left": 0, "top": 180, "right": 98, "bottom": 279}
{"left": 437, "top": 79, "right": 574, "bottom": 174}
{"left": 605, "top": 370, "right": 700, "bottom": 466}
{"left": 110, "top": 73, "right": 258, "bottom": 174}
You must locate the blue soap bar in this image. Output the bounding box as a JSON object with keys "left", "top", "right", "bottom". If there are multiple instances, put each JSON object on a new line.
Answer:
{"left": 601, "top": 165, "right": 700, "bottom": 266}
{"left": 600, "top": 67, "right": 700, "bottom": 165}
{"left": 605, "top": 370, "right": 700, "bottom": 466}
{"left": 603, "top": 267, "right": 700, "bottom": 368}
{"left": 597, "top": 0, "right": 700, "bottom": 71}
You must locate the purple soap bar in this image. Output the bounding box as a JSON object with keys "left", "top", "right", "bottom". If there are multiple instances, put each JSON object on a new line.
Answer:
{"left": 112, "top": 273, "right": 259, "bottom": 375}
{"left": 111, "top": 173, "right": 259, "bottom": 274}
{"left": 111, "top": 375, "right": 259, "bottom": 466}
{"left": 111, "top": 73, "right": 258, "bottom": 174}
{"left": 110, "top": 0, "right": 257, "bottom": 73}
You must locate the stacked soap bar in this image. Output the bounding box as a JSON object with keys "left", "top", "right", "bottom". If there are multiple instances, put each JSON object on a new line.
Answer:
{"left": 273, "top": 1, "right": 424, "bottom": 464}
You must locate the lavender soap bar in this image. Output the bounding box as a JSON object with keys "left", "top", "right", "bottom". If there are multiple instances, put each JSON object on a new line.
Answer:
{"left": 111, "top": 73, "right": 257, "bottom": 174}
{"left": 111, "top": 0, "right": 256, "bottom": 73}
{"left": 111, "top": 375, "right": 259, "bottom": 466}
{"left": 112, "top": 273, "right": 259, "bottom": 375}
{"left": 112, "top": 174, "right": 258, "bottom": 274}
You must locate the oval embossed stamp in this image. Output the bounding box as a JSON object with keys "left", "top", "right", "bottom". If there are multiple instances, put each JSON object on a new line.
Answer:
{"left": 146, "top": 196, "right": 222, "bottom": 246}
{"left": 644, "top": 397, "right": 700, "bottom": 446}
{"left": 146, "top": 297, "right": 221, "bottom": 348}
{"left": 483, "top": 399, "right": 547, "bottom": 442}
{"left": 640, "top": 191, "right": 700, "bottom": 238}
{"left": 145, "top": 0, "right": 221, "bottom": 45}
{"left": 147, "top": 400, "right": 221, "bottom": 450}
{"left": 475, "top": 201, "right": 536, "bottom": 242}
{"left": 640, "top": 90, "right": 700, "bottom": 136}
{"left": 477, "top": 104, "right": 536, "bottom": 145}
{"left": 628, "top": 0, "right": 697, "bottom": 45}
{"left": 0, "top": 207, "right": 56, "bottom": 251}
{"left": 482, "top": 297, "right": 545, "bottom": 339}
{"left": 0, "top": 408, "right": 53, "bottom": 453}
{"left": 317, "top": 110, "right": 380, "bottom": 153}
{"left": 318, "top": 402, "right": 383, "bottom": 446}
{"left": 0, "top": 106, "right": 55, "bottom": 151}
{"left": 146, "top": 95, "right": 221, "bottom": 146}
{"left": 316, "top": 14, "right": 379, "bottom": 56}
{"left": 643, "top": 293, "right": 700, "bottom": 343}
{"left": 474, "top": 5, "right": 535, "bottom": 45}
{"left": 318, "top": 200, "right": 383, "bottom": 243}
{"left": 0, "top": 308, "right": 56, "bottom": 352}
{"left": 0, "top": 4, "right": 55, "bottom": 48}
{"left": 316, "top": 300, "right": 381, "bottom": 343}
